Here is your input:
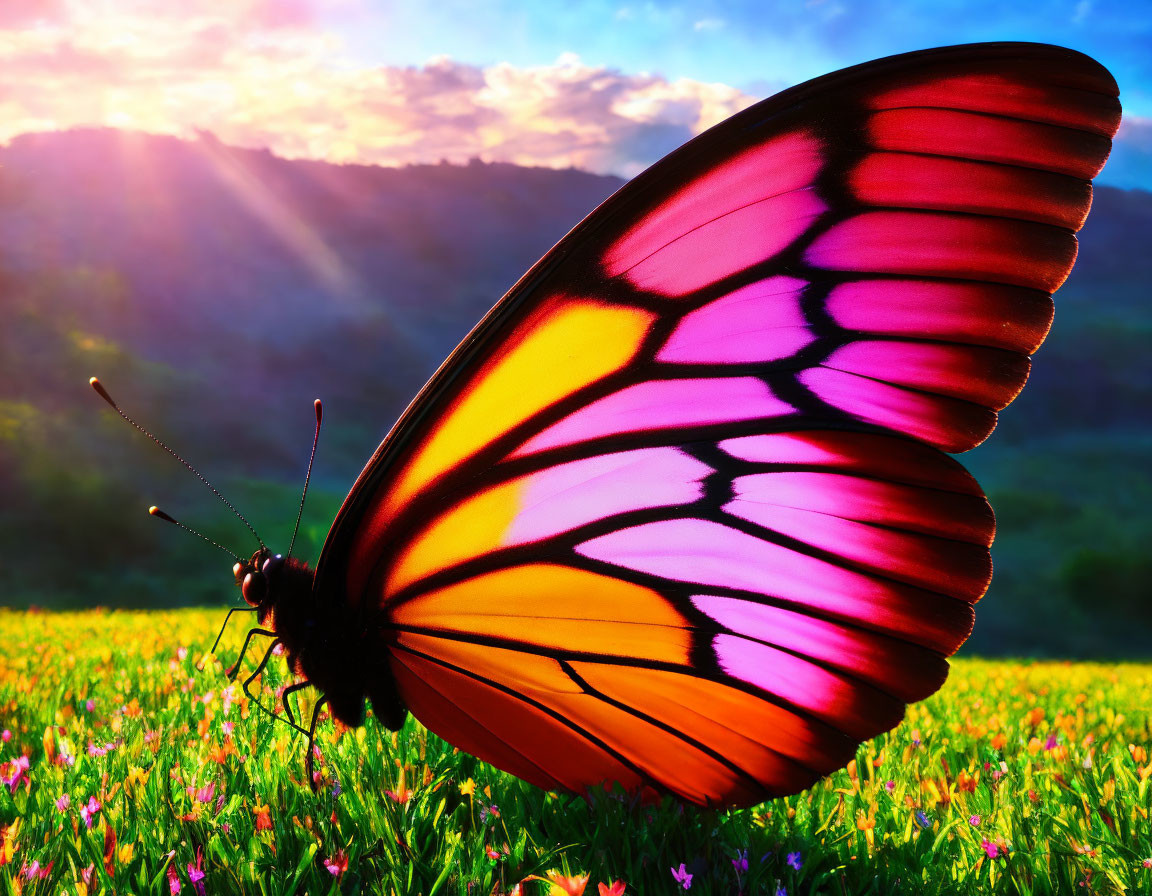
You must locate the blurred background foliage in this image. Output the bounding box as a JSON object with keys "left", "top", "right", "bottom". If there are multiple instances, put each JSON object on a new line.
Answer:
{"left": 1, "top": 128, "right": 1149, "bottom": 657}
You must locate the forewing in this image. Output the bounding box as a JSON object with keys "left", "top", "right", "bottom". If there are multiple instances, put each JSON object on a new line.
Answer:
{"left": 315, "top": 43, "right": 1119, "bottom": 807}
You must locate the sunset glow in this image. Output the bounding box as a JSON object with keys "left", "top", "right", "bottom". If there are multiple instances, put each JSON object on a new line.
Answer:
{"left": 3, "top": 0, "right": 1147, "bottom": 185}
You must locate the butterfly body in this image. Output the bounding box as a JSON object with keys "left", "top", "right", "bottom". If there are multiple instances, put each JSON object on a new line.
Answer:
{"left": 193, "top": 42, "right": 1120, "bottom": 808}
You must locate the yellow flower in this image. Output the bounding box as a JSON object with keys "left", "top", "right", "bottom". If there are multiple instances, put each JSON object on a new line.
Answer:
{"left": 459, "top": 778, "right": 476, "bottom": 797}
{"left": 126, "top": 766, "right": 149, "bottom": 793}
{"left": 118, "top": 842, "right": 135, "bottom": 864}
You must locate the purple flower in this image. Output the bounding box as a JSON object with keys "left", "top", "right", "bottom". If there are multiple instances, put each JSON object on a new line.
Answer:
{"left": 85, "top": 699, "right": 95, "bottom": 712}
{"left": 188, "top": 850, "right": 206, "bottom": 896}
{"left": 1045, "top": 733, "right": 1059, "bottom": 751}
{"left": 982, "top": 838, "right": 1000, "bottom": 859}
{"left": 80, "top": 795, "right": 101, "bottom": 828}
{"left": 56, "top": 793, "right": 70, "bottom": 811}
{"left": 786, "top": 851, "right": 803, "bottom": 871}
{"left": 671, "top": 863, "right": 693, "bottom": 889}
{"left": 732, "top": 849, "right": 749, "bottom": 873}
{"left": 167, "top": 863, "right": 181, "bottom": 894}
{"left": 915, "top": 810, "right": 931, "bottom": 830}
{"left": 332, "top": 779, "right": 342, "bottom": 798}
{"left": 884, "top": 780, "right": 895, "bottom": 792}
{"left": 775, "top": 887, "right": 788, "bottom": 896}
{"left": 969, "top": 815, "right": 981, "bottom": 826}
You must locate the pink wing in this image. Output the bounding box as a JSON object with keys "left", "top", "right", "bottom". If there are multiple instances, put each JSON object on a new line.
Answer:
{"left": 315, "top": 43, "right": 1121, "bottom": 807}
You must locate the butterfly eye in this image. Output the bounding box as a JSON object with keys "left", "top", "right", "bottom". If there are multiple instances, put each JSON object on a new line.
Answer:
{"left": 262, "top": 554, "right": 285, "bottom": 578}
{"left": 242, "top": 570, "right": 267, "bottom": 605}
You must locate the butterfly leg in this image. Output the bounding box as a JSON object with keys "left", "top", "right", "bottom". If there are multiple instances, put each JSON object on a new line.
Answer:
{"left": 210, "top": 606, "right": 258, "bottom": 658}
{"left": 305, "top": 696, "right": 330, "bottom": 793}
{"left": 281, "top": 680, "right": 313, "bottom": 728}
{"left": 226, "top": 628, "right": 276, "bottom": 680}
{"left": 240, "top": 639, "right": 310, "bottom": 736}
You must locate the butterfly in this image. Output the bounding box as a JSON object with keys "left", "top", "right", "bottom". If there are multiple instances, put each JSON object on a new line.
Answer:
{"left": 95, "top": 42, "right": 1120, "bottom": 809}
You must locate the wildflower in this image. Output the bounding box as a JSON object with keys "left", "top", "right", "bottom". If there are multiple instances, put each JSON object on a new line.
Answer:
{"left": 982, "top": 839, "right": 1000, "bottom": 859}
{"left": 387, "top": 765, "right": 414, "bottom": 804}
{"left": 221, "top": 721, "right": 233, "bottom": 736}
{"left": 911, "top": 729, "right": 922, "bottom": 747}
{"left": 545, "top": 870, "right": 589, "bottom": 895}
{"left": 884, "top": 780, "right": 895, "bottom": 793}
{"left": 479, "top": 803, "right": 501, "bottom": 822}
{"left": 195, "top": 781, "right": 215, "bottom": 804}
{"left": 187, "top": 849, "right": 206, "bottom": 896}
{"left": 118, "top": 842, "right": 135, "bottom": 865}
{"left": 177, "top": 647, "right": 188, "bottom": 661}
{"left": 1, "top": 755, "right": 30, "bottom": 792}
{"left": 599, "top": 881, "right": 626, "bottom": 896}
{"left": 56, "top": 793, "right": 70, "bottom": 811}
{"left": 1141, "top": 858, "right": 1152, "bottom": 869}
{"left": 486, "top": 845, "right": 503, "bottom": 861}
{"left": 732, "top": 849, "right": 749, "bottom": 873}
{"left": 0, "top": 731, "right": 8, "bottom": 742}
{"left": 459, "top": 778, "right": 476, "bottom": 797}
{"left": 332, "top": 779, "right": 341, "bottom": 798}
{"left": 126, "top": 766, "right": 148, "bottom": 793}
{"left": 786, "top": 851, "right": 803, "bottom": 871}
{"left": 915, "top": 811, "right": 931, "bottom": 830}
{"left": 167, "top": 862, "right": 181, "bottom": 894}
{"left": 324, "top": 849, "right": 349, "bottom": 878}
{"left": 670, "top": 863, "right": 693, "bottom": 889}
{"left": 80, "top": 796, "right": 102, "bottom": 828}
{"left": 776, "top": 887, "right": 788, "bottom": 896}
{"left": 1045, "top": 733, "right": 1059, "bottom": 751}
{"left": 85, "top": 699, "right": 95, "bottom": 712}
{"left": 969, "top": 815, "right": 981, "bottom": 826}
{"left": 991, "top": 733, "right": 1008, "bottom": 750}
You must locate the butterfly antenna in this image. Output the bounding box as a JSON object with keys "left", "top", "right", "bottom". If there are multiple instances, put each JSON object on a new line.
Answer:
{"left": 90, "top": 377, "right": 266, "bottom": 551}
{"left": 287, "top": 399, "right": 322, "bottom": 560}
{"left": 148, "top": 505, "right": 245, "bottom": 563}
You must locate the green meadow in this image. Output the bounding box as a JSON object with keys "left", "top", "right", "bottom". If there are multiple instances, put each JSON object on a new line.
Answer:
{"left": 1, "top": 609, "right": 1151, "bottom": 895}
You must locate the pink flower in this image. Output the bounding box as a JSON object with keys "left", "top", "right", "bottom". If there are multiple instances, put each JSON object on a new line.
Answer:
{"left": 732, "top": 849, "right": 749, "bottom": 873}
{"left": 969, "top": 815, "right": 981, "bottom": 826}
{"left": 195, "top": 782, "right": 215, "bottom": 804}
{"left": 85, "top": 699, "right": 95, "bottom": 712}
{"left": 982, "top": 839, "right": 1000, "bottom": 859}
{"left": 188, "top": 849, "right": 206, "bottom": 896}
{"left": 177, "top": 647, "right": 188, "bottom": 661}
{"left": 56, "top": 793, "right": 70, "bottom": 811}
{"left": 884, "top": 780, "right": 895, "bottom": 792}
{"left": 1, "top": 755, "right": 30, "bottom": 792}
{"left": 1, "top": 730, "right": 9, "bottom": 742}
{"left": 167, "top": 862, "right": 182, "bottom": 894}
{"left": 80, "top": 796, "right": 101, "bottom": 828}
{"left": 324, "top": 849, "right": 349, "bottom": 877}
{"left": 671, "top": 863, "right": 692, "bottom": 890}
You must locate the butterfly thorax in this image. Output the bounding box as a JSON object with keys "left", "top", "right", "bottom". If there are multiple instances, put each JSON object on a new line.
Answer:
{"left": 235, "top": 551, "right": 407, "bottom": 730}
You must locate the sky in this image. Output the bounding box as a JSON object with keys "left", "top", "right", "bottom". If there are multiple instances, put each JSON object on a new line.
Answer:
{"left": 1, "top": 0, "right": 1149, "bottom": 188}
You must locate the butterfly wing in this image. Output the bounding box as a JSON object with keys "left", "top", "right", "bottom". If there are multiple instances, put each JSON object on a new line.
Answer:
{"left": 315, "top": 43, "right": 1120, "bottom": 807}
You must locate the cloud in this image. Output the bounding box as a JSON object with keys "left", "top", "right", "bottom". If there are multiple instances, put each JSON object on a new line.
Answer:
{"left": 1105, "top": 115, "right": 1152, "bottom": 190}
{"left": 0, "top": 7, "right": 756, "bottom": 177}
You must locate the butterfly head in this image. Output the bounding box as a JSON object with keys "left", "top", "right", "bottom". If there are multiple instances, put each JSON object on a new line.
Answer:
{"left": 234, "top": 549, "right": 281, "bottom": 609}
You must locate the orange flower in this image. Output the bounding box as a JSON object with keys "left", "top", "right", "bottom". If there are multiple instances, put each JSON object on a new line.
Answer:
{"left": 387, "top": 765, "right": 414, "bottom": 804}
{"left": 545, "top": 870, "right": 590, "bottom": 896}
{"left": 1025, "top": 708, "right": 1045, "bottom": 727}
{"left": 599, "top": 881, "right": 626, "bottom": 896}
{"left": 254, "top": 801, "right": 273, "bottom": 832}
{"left": 991, "top": 733, "right": 1007, "bottom": 750}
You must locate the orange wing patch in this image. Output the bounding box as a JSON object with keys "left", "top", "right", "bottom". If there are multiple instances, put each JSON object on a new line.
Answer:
{"left": 391, "top": 565, "right": 692, "bottom": 665}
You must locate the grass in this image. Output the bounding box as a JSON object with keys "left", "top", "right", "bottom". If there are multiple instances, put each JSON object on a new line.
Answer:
{"left": 1, "top": 609, "right": 1151, "bottom": 895}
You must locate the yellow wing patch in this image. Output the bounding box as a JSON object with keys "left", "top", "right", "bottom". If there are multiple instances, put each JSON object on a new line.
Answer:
{"left": 387, "top": 298, "right": 656, "bottom": 513}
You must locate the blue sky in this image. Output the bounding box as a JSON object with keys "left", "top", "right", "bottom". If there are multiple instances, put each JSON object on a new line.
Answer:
{"left": 2, "top": 0, "right": 1148, "bottom": 188}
